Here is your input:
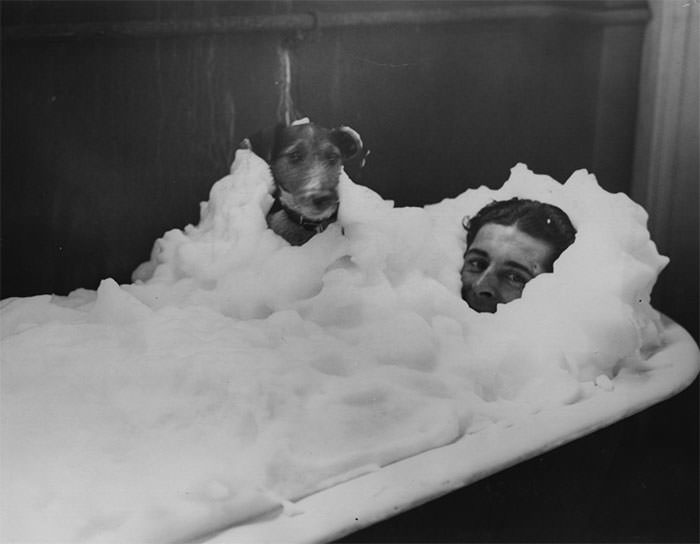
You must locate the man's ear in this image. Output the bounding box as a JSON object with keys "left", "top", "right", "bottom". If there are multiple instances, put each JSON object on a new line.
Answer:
{"left": 239, "top": 125, "right": 283, "bottom": 163}
{"left": 330, "top": 126, "right": 363, "bottom": 162}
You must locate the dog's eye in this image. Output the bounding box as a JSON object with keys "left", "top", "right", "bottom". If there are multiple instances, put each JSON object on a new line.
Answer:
{"left": 287, "top": 151, "right": 303, "bottom": 163}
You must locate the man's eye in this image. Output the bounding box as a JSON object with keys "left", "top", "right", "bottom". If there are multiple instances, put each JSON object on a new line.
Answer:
{"left": 505, "top": 271, "right": 528, "bottom": 286}
{"left": 326, "top": 152, "right": 340, "bottom": 164}
{"left": 466, "top": 258, "right": 487, "bottom": 272}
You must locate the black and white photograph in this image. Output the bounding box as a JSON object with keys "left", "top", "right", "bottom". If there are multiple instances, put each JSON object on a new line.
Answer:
{"left": 1, "top": 1, "right": 698, "bottom": 542}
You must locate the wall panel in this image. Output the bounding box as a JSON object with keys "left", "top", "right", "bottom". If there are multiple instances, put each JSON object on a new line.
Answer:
{"left": 2, "top": 0, "right": 648, "bottom": 299}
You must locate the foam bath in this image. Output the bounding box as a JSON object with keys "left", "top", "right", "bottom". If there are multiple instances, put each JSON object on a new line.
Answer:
{"left": 1, "top": 149, "right": 697, "bottom": 543}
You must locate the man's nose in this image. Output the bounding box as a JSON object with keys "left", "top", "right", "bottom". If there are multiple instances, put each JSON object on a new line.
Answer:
{"left": 473, "top": 269, "right": 497, "bottom": 297}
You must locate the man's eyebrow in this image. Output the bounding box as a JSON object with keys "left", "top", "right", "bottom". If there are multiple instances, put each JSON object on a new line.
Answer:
{"left": 465, "top": 248, "right": 489, "bottom": 258}
{"left": 504, "top": 260, "right": 536, "bottom": 276}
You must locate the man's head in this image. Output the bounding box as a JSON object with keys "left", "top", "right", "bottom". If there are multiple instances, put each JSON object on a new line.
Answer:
{"left": 461, "top": 198, "right": 576, "bottom": 313}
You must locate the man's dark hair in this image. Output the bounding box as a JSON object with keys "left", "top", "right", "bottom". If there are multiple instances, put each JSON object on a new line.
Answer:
{"left": 463, "top": 198, "right": 576, "bottom": 271}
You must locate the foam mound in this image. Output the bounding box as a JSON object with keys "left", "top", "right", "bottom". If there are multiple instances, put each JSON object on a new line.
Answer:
{"left": 0, "top": 150, "right": 668, "bottom": 542}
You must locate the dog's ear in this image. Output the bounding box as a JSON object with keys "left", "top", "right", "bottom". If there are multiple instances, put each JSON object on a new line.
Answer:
{"left": 239, "top": 125, "right": 284, "bottom": 163}
{"left": 330, "top": 126, "right": 363, "bottom": 162}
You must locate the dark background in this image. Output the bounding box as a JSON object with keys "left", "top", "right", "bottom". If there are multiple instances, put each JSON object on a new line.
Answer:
{"left": 2, "top": 1, "right": 697, "bottom": 542}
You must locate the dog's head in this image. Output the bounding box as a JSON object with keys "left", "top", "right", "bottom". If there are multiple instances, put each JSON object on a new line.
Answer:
{"left": 242, "top": 120, "right": 363, "bottom": 221}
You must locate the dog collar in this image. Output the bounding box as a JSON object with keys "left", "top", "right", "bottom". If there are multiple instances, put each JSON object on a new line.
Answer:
{"left": 269, "top": 191, "right": 338, "bottom": 233}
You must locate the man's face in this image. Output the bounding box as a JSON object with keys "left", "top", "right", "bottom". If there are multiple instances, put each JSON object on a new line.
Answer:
{"left": 461, "top": 223, "right": 553, "bottom": 313}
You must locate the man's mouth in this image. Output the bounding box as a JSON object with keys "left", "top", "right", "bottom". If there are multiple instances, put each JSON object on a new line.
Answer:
{"left": 462, "top": 288, "right": 497, "bottom": 314}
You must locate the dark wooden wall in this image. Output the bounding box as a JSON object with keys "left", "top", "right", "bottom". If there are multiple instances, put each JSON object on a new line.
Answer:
{"left": 3, "top": 0, "right": 646, "bottom": 299}
{"left": 2, "top": 2, "right": 697, "bottom": 543}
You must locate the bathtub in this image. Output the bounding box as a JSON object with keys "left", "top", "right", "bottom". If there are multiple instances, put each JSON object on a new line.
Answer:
{"left": 203, "top": 314, "right": 699, "bottom": 543}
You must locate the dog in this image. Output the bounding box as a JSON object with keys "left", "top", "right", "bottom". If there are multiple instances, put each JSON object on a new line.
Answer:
{"left": 240, "top": 118, "right": 363, "bottom": 246}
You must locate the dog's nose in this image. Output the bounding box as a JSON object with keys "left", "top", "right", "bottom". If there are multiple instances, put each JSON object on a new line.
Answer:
{"left": 312, "top": 194, "right": 337, "bottom": 208}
